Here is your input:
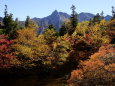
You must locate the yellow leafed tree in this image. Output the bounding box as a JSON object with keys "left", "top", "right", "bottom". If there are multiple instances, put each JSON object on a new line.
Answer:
{"left": 12, "top": 28, "right": 50, "bottom": 66}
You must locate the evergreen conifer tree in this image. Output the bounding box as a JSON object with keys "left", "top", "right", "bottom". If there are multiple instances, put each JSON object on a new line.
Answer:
{"left": 3, "top": 5, "right": 18, "bottom": 39}
{"left": 100, "top": 11, "right": 104, "bottom": 20}
{"left": 69, "top": 5, "right": 78, "bottom": 35}
{"left": 112, "top": 6, "right": 115, "bottom": 20}
{"left": 59, "top": 19, "right": 71, "bottom": 36}
{"left": 25, "top": 16, "right": 30, "bottom": 27}
{"left": 93, "top": 13, "right": 101, "bottom": 24}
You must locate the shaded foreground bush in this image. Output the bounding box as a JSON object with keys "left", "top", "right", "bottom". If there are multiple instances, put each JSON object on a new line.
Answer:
{"left": 68, "top": 44, "right": 115, "bottom": 86}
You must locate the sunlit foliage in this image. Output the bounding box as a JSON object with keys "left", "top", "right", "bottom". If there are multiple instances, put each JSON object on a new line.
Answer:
{"left": 73, "top": 20, "right": 109, "bottom": 46}
{"left": 12, "top": 28, "right": 50, "bottom": 66}
{"left": 43, "top": 28, "right": 58, "bottom": 44}
{"left": 68, "top": 45, "right": 115, "bottom": 86}
{"left": 0, "top": 35, "right": 16, "bottom": 67}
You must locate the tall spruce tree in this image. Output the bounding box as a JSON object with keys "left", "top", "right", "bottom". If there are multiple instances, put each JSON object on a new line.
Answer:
{"left": 14, "top": 18, "right": 20, "bottom": 29}
{"left": 59, "top": 24, "right": 68, "bottom": 36}
{"left": 59, "top": 20, "right": 71, "bottom": 36}
{"left": 69, "top": 5, "right": 78, "bottom": 35}
{"left": 100, "top": 11, "right": 104, "bottom": 20}
{"left": 25, "top": 16, "right": 30, "bottom": 27}
{"left": 93, "top": 13, "right": 101, "bottom": 24}
{"left": 25, "top": 16, "right": 38, "bottom": 29}
{"left": 88, "top": 18, "right": 93, "bottom": 26}
{"left": 112, "top": 6, "right": 115, "bottom": 20}
{"left": 3, "top": 5, "right": 18, "bottom": 39}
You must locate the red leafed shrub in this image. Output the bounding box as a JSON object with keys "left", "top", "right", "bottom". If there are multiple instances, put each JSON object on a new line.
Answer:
{"left": 0, "top": 35, "right": 16, "bottom": 68}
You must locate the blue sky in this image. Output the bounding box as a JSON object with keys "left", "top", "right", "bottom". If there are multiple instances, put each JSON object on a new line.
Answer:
{"left": 0, "top": 0, "right": 115, "bottom": 20}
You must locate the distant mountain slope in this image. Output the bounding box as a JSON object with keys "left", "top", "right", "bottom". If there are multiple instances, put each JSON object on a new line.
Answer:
{"left": 105, "top": 15, "right": 112, "bottom": 21}
{"left": 32, "top": 10, "right": 70, "bottom": 32}
{"left": 32, "top": 10, "right": 112, "bottom": 32}
{"left": 0, "top": 17, "right": 2, "bottom": 22}
{"left": 0, "top": 10, "right": 112, "bottom": 32}
{"left": 78, "top": 12, "right": 94, "bottom": 22}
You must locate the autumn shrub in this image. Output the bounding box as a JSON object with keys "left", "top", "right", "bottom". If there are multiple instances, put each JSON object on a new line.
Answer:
{"left": 73, "top": 20, "right": 109, "bottom": 46}
{"left": 37, "top": 29, "right": 71, "bottom": 68}
{"left": 49, "top": 35, "right": 71, "bottom": 67}
{"left": 43, "top": 28, "right": 58, "bottom": 44}
{"left": 0, "top": 35, "right": 16, "bottom": 68}
{"left": 67, "top": 20, "right": 109, "bottom": 64}
{"left": 12, "top": 28, "right": 51, "bottom": 67}
{"left": 68, "top": 44, "right": 115, "bottom": 86}
{"left": 106, "top": 20, "right": 115, "bottom": 44}
{"left": 12, "top": 27, "right": 71, "bottom": 69}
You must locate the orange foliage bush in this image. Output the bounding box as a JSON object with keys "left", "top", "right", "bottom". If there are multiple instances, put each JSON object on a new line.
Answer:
{"left": 106, "top": 20, "right": 115, "bottom": 44}
{"left": 68, "top": 44, "right": 115, "bottom": 86}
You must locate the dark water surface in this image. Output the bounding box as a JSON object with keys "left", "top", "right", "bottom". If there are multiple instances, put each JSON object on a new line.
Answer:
{"left": 0, "top": 68, "right": 68, "bottom": 86}
{"left": 0, "top": 75, "right": 67, "bottom": 86}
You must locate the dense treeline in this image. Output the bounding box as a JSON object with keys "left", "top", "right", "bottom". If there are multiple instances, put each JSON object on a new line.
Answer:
{"left": 0, "top": 5, "right": 115, "bottom": 86}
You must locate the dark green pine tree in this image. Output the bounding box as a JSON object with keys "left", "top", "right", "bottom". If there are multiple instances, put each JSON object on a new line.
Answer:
{"left": 112, "top": 6, "right": 115, "bottom": 20}
{"left": 3, "top": 5, "right": 18, "bottom": 38}
{"left": 59, "top": 25, "right": 67, "bottom": 36}
{"left": 25, "top": 16, "right": 30, "bottom": 27}
{"left": 15, "top": 18, "right": 19, "bottom": 29}
{"left": 69, "top": 5, "right": 78, "bottom": 35}
{"left": 93, "top": 13, "right": 101, "bottom": 24}
{"left": 47, "top": 24, "right": 58, "bottom": 36}
{"left": 100, "top": 11, "right": 104, "bottom": 20}
{"left": 88, "top": 18, "right": 93, "bottom": 26}
{"left": 14, "top": 18, "right": 22, "bottom": 29}
{"left": 59, "top": 22, "right": 68, "bottom": 36}
{"left": 48, "top": 24, "right": 55, "bottom": 30}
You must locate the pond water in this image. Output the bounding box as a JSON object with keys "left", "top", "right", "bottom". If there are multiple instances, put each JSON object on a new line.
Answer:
{"left": 0, "top": 62, "right": 73, "bottom": 86}
{"left": 0, "top": 74, "right": 68, "bottom": 86}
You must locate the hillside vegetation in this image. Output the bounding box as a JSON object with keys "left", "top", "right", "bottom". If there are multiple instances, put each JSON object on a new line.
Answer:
{"left": 0, "top": 5, "right": 115, "bottom": 86}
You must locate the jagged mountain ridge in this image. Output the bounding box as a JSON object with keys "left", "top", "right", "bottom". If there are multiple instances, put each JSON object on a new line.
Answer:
{"left": 32, "top": 10, "right": 70, "bottom": 32}
{"left": 0, "top": 11, "right": 112, "bottom": 32}
{"left": 32, "top": 10, "right": 112, "bottom": 31}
